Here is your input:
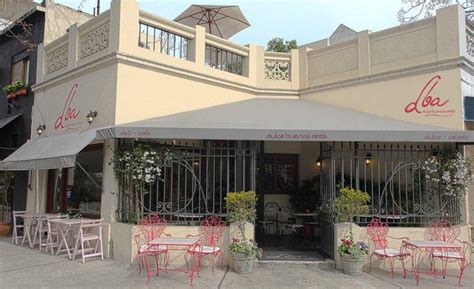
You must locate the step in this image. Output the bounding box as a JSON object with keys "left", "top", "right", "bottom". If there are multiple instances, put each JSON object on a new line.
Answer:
{"left": 256, "top": 259, "right": 335, "bottom": 269}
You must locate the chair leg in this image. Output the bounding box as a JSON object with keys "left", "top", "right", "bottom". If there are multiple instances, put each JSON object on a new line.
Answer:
{"left": 368, "top": 254, "right": 374, "bottom": 272}
{"left": 81, "top": 240, "right": 86, "bottom": 264}
{"left": 459, "top": 259, "right": 467, "bottom": 287}
{"left": 388, "top": 258, "right": 395, "bottom": 279}
{"left": 400, "top": 257, "right": 407, "bottom": 278}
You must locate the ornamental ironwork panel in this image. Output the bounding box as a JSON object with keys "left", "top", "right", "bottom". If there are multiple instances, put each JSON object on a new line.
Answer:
{"left": 116, "top": 140, "right": 257, "bottom": 224}
{"left": 79, "top": 22, "right": 110, "bottom": 60}
{"left": 320, "top": 142, "right": 460, "bottom": 226}
{"left": 264, "top": 61, "right": 291, "bottom": 81}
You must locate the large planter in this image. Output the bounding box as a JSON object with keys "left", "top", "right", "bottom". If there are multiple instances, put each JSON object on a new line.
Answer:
{"left": 341, "top": 255, "right": 366, "bottom": 275}
{"left": 0, "top": 222, "right": 11, "bottom": 236}
{"left": 232, "top": 254, "right": 256, "bottom": 274}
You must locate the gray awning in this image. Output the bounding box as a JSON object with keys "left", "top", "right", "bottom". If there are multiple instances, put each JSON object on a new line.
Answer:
{"left": 0, "top": 113, "right": 22, "bottom": 129}
{"left": 0, "top": 130, "right": 97, "bottom": 171}
{"left": 97, "top": 99, "right": 474, "bottom": 143}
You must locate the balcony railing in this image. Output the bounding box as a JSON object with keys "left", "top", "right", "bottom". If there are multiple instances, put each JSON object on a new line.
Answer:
{"left": 139, "top": 22, "right": 190, "bottom": 60}
{"left": 264, "top": 52, "right": 292, "bottom": 81}
{"left": 205, "top": 44, "right": 244, "bottom": 75}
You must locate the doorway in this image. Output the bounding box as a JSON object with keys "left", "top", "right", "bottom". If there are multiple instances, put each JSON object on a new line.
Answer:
{"left": 256, "top": 153, "right": 324, "bottom": 261}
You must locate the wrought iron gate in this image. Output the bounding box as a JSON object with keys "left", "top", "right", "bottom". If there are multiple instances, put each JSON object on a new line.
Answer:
{"left": 117, "top": 140, "right": 257, "bottom": 223}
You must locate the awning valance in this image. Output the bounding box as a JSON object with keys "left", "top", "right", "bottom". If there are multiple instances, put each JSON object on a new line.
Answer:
{"left": 0, "top": 130, "right": 97, "bottom": 171}
{"left": 97, "top": 99, "right": 474, "bottom": 143}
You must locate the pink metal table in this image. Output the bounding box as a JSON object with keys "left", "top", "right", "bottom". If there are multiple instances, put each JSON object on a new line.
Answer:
{"left": 401, "top": 240, "right": 463, "bottom": 286}
{"left": 146, "top": 237, "right": 199, "bottom": 286}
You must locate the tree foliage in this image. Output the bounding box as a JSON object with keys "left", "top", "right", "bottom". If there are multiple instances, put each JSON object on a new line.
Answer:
{"left": 266, "top": 37, "right": 298, "bottom": 53}
{"left": 398, "top": 0, "right": 474, "bottom": 23}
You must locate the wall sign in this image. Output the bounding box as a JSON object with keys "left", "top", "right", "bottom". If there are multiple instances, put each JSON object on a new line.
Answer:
{"left": 404, "top": 75, "right": 455, "bottom": 117}
{"left": 54, "top": 83, "right": 82, "bottom": 131}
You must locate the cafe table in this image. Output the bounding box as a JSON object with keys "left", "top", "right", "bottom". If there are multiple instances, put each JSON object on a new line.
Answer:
{"left": 401, "top": 239, "right": 464, "bottom": 286}
{"left": 51, "top": 218, "right": 96, "bottom": 260}
{"left": 145, "top": 237, "right": 199, "bottom": 286}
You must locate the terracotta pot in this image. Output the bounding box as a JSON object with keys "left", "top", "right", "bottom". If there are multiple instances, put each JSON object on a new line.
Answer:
{"left": 15, "top": 88, "right": 27, "bottom": 96}
{"left": 7, "top": 92, "right": 16, "bottom": 99}
{"left": 0, "top": 222, "right": 11, "bottom": 236}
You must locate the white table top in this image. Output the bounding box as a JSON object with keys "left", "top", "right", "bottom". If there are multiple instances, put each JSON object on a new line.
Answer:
{"left": 403, "top": 240, "right": 461, "bottom": 249}
{"left": 149, "top": 237, "right": 199, "bottom": 246}
{"left": 293, "top": 213, "right": 318, "bottom": 217}
{"left": 50, "top": 218, "right": 97, "bottom": 225}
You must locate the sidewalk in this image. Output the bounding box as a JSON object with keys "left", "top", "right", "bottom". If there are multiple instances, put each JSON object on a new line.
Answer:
{"left": 0, "top": 239, "right": 471, "bottom": 289}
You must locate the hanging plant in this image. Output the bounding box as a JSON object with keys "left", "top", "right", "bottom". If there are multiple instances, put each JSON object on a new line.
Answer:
{"left": 422, "top": 149, "right": 472, "bottom": 199}
{"left": 111, "top": 143, "right": 178, "bottom": 221}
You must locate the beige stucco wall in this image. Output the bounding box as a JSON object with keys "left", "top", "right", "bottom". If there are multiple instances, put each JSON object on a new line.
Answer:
{"left": 111, "top": 222, "right": 255, "bottom": 266}
{"left": 31, "top": 64, "right": 118, "bottom": 139}
{"left": 335, "top": 223, "right": 472, "bottom": 270}
{"left": 302, "top": 68, "right": 464, "bottom": 130}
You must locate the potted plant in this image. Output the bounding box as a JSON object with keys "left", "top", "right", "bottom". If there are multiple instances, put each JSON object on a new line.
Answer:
{"left": 2, "top": 81, "right": 28, "bottom": 99}
{"left": 0, "top": 171, "right": 14, "bottom": 236}
{"left": 226, "top": 191, "right": 262, "bottom": 274}
{"left": 334, "top": 187, "right": 370, "bottom": 275}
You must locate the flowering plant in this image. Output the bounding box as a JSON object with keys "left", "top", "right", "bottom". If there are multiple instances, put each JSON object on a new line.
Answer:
{"left": 337, "top": 237, "right": 368, "bottom": 258}
{"left": 229, "top": 237, "right": 262, "bottom": 259}
{"left": 422, "top": 149, "right": 472, "bottom": 198}
{"left": 2, "top": 81, "right": 27, "bottom": 95}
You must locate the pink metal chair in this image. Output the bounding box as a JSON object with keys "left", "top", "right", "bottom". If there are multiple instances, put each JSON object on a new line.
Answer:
{"left": 137, "top": 214, "right": 168, "bottom": 242}
{"left": 134, "top": 233, "right": 169, "bottom": 275}
{"left": 11, "top": 211, "right": 26, "bottom": 245}
{"left": 186, "top": 215, "right": 226, "bottom": 276}
{"left": 72, "top": 219, "right": 104, "bottom": 263}
{"left": 428, "top": 219, "right": 471, "bottom": 286}
{"left": 367, "top": 218, "right": 412, "bottom": 278}
{"left": 135, "top": 215, "right": 170, "bottom": 279}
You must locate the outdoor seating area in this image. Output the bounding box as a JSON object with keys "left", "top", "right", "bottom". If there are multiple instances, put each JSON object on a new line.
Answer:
{"left": 134, "top": 214, "right": 226, "bottom": 286}
{"left": 366, "top": 218, "right": 471, "bottom": 287}
{"left": 10, "top": 211, "right": 105, "bottom": 263}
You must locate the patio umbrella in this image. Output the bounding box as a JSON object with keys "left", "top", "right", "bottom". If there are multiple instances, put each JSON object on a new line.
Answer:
{"left": 174, "top": 5, "right": 250, "bottom": 39}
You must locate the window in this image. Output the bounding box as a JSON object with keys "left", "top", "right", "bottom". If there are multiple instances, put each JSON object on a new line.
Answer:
{"left": 205, "top": 44, "right": 243, "bottom": 75}
{"left": 11, "top": 58, "right": 29, "bottom": 83}
{"left": 261, "top": 154, "right": 298, "bottom": 195}
{"left": 46, "top": 145, "right": 103, "bottom": 217}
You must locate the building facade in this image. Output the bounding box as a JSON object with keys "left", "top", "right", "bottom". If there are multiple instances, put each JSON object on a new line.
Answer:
{"left": 0, "top": 0, "right": 92, "bottom": 215}
{"left": 2, "top": 0, "right": 473, "bottom": 265}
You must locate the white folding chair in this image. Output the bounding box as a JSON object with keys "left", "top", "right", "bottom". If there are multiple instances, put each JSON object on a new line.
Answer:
{"left": 73, "top": 219, "right": 104, "bottom": 263}
{"left": 11, "top": 211, "right": 26, "bottom": 245}
{"left": 45, "top": 214, "right": 67, "bottom": 255}
{"left": 34, "top": 214, "right": 51, "bottom": 251}
{"left": 21, "top": 215, "right": 36, "bottom": 248}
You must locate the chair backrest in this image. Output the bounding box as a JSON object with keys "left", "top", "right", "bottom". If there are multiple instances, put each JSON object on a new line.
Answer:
{"left": 137, "top": 214, "right": 167, "bottom": 242}
{"left": 12, "top": 211, "right": 27, "bottom": 225}
{"left": 367, "top": 218, "right": 389, "bottom": 250}
{"left": 264, "top": 202, "right": 280, "bottom": 221}
{"left": 198, "top": 215, "right": 226, "bottom": 247}
{"left": 279, "top": 206, "right": 293, "bottom": 221}
{"left": 428, "top": 219, "right": 460, "bottom": 243}
{"left": 80, "top": 218, "right": 104, "bottom": 229}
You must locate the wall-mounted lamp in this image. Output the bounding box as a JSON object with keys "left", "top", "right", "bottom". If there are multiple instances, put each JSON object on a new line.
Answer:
{"left": 86, "top": 110, "right": 98, "bottom": 125}
{"left": 365, "top": 153, "right": 372, "bottom": 166}
{"left": 36, "top": 124, "right": 46, "bottom": 136}
{"left": 172, "top": 139, "right": 177, "bottom": 145}
{"left": 193, "top": 161, "right": 200, "bottom": 167}
{"left": 316, "top": 157, "right": 322, "bottom": 168}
